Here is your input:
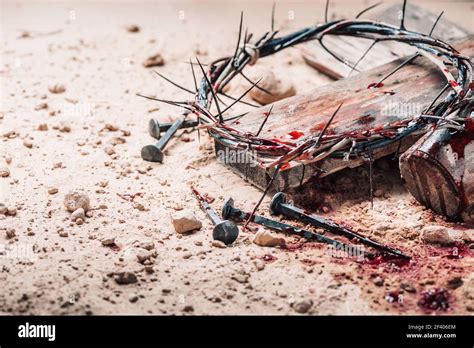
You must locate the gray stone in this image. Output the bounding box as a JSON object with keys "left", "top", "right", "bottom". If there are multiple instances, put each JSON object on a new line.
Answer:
{"left": 293, "top": 300, "right": 313, "bottom": 314}
{"left": 114, "top": 272, "right": 138, "bottom": 285}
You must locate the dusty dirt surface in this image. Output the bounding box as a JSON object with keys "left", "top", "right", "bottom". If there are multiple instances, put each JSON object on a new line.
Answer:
{"left": 1, "top": 0, "right": 473, "bottom": 315}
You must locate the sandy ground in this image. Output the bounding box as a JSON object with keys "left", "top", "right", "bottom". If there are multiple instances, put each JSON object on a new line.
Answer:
{"left": 1, "top": 0, "right": 473, "bottom": 315}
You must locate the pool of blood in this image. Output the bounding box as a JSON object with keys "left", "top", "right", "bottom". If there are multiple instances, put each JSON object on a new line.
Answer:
{"left": 426, "top": 242, "right": 471, "bottom": 260}
{"left": 418, "top": 288, "right": 450, "bottom": 311}
{"left": 363, "top": 254, "right": 411, "bottom": 271}
{"left": 449, "top": 119, "right": 474, "bottom": 159}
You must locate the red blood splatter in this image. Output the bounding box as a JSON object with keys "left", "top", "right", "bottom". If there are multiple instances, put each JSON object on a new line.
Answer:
{"left": 449, "top": 119, "right": 474, "bottom": 159}
{"left": 202, "top": 193, "right": 215, "bottom": 204}
{"left": 449, "top": 80, "right": 459, "bottom": 88}
{"left": 381, "top": 131, "right": 396, "bottom": 138}
{"left": 465, "top": 118, "right": 474, "bottom": 132}
{"left": 356, "top": 115, "right": 375, "bottom": 125}
{"left": 445, "top": 242, "right": 471, "bottom": 260}
{"left": 270, "top": 138, "right": 295, "bottom": 146}
{"left": 254, "top": 145, "right": 285, "bottom": 151}
{"left": 280, "top": 163, "right": 291, "bottom": 170}
{"left": 355, "top": 89, "right": 361, "bottom": 93}
{"left": 364, "top": 254, "right": 411, "bottom": 270}
{"left": 288, "top": 130, "right": 304, "bottom": 140}
{"left": 418, "top": 288, "right": 450, "bottom": 311}
{"left": 260, "top": 254, "right": 278, "bottom": 263}
{"left": 282, "top": 242, "right": 305, "bottom": 251}
{"left": 367, "top": 82, "right": 384, "bottom": 89}
{"left": 312, "top": 122, "right": 325, "bottom": 131}
{"left": 383, "top": 91, "right": 396, "bottom": 96}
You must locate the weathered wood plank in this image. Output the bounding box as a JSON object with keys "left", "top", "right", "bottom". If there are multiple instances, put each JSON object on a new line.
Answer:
{"left": 301, "top": 3, "right": 470, "bottom": 79}
{"left": 214, "top": 37, "right": 473, "bottom": 191}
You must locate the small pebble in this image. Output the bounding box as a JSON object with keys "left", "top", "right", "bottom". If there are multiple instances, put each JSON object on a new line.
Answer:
{"left": 48, "top": 84, "right": 66, "bottom": 94}
{"left": 211, "top": 240, "right": 226, "bottom": 248}
{"left": 71, "top": 208, "right": 85, "bottom": 222}
{"left": 126, "top": 25, "right": 140, "bottom": 33}
{"left": 143, "top": 53, "right": 165, "bottom": 68}
{"left": 48, "top": 187, "right": 59, "bottom": 195}
{"left": 6, "top": 228, "right": 16, "bottom": 239}
{"left": 293, "top": 300, "right": 313, "bottom": 314}
{"left": 0, "top": 166, "right": 10, "bottom": 177}
{"left": 253, "top": 259, "right": 265, "bottom": 271}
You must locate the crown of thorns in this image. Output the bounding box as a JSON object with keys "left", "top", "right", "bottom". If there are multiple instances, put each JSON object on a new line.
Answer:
{"left": 139, "top": 0, "right": 473, "bottom": 171}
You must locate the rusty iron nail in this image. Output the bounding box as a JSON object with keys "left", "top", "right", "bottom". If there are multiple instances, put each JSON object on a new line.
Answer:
{"left": 141, "top": 117, "right": 185, "bottom": 162}
{"left": 148, "top": 118, "right": 199, "bottom": 140}
{"left": 269, "top": 192, "right": 410, "bottom": 259}
{"left": 222, "top": 198, "right": 374, "bottom": 258}
{"left": 192, "top": 189, "right": 239, "bottom": 245}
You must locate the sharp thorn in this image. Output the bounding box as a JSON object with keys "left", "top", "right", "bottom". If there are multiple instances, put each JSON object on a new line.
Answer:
{"left": 195, "top": 56, "right": 224, "bottom": 122}
{"left": 189, "top": 58, "right": 198, "bottom": 93}
{"left": 356, "top": 2, "right": 382, "bottom": 19}
{"left": 244, "top": 28, "right": 249, "bottom": 44}
{"left": 319, "top": 38, "right": 359, "bottom": 72}
{"left": 233, "top": 11, "right": 244, "bottom": 66}
{"left": 429, "top": 11, "right": 444, "bottom": 36}
{"left": 271, "top": 2, "right": 276, "bottom": 32}
{"left": 243, "top": 164, "right": 282, "bottom": 230}
{"left": 325, "top": 0, "right": 330, "bottom": 23}
{"left": 219, "top": 78, "right": 262, "bottom": 115}
{"left": 136, "top": 93, "right": 193, "bottom": 111}
{"left": 153, "top": 71, "right": 194, "bottom": 94}
{"left": 425, "top": 83, "right": 449, "bottom": 113}
{"left": 218, "top": 91, "right": 260, "bottom": 108}
{"left": 183, "top": 60, "right": 209, "bottom": 67}
{"left": 316, "top": 102, "right": 343, "bottom": 146}
{"left": 400, "top": 0, "right": 408, "bottom": 31}
{"left": 215, "top": 94, "right": 229, "bottom": 106}
{"left": 376, "top": 53, "right": 418, "bottom": 85}
{"left": 256, "top": 104, "right": 274, "bottom": 136}
{"left": 224, "top": 112, "right": 249, "bottom": 123}
{"left": 240, "top": 71, "right": 273, "bottom": 95}
{"left": 349, "top": 40, "right": 378, "bottom": 76}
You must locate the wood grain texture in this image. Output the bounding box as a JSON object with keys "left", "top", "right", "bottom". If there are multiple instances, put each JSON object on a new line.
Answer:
{"left": 214, "top": 37, "right": 473, "bottom": 191}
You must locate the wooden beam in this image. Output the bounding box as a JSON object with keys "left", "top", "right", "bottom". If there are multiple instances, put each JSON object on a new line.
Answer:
{"left": 214, "top": 37, "right": 473, "bottom": 191}
{"left": 301, "top": 3, "right": 469, "bottom": 79}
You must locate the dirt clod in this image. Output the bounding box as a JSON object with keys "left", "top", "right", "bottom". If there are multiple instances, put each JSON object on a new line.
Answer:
{"left": 143, "top": 53, "right": 165, "bottom": 68}
{"left": 64, "top": 191, "right": 91, "bottom": 212}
